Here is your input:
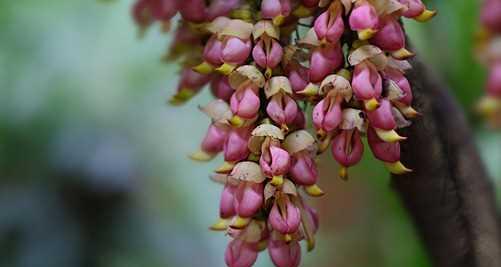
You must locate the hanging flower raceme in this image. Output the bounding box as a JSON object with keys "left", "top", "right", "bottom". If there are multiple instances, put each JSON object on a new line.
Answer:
{"left": 476, "top": 0, "right": 501, "bottom": 127}
{"left": 130, "top": 0, "right": 436, "bottom": 266}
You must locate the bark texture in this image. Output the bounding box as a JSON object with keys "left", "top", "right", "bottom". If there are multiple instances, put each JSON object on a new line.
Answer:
{"left": 391, "top": 58, "right": 501, "bottom": 267}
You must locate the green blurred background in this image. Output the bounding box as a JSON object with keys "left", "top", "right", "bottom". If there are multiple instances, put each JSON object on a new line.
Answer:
{"left": 0, "top": 1, "right": 500, "bottom": 267}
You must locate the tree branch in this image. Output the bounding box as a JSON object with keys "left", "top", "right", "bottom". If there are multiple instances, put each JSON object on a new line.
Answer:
{"left": 391, "top": 58, "right": 501, "bottom": 267}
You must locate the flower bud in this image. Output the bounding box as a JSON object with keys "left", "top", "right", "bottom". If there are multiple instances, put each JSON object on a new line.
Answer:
{"left": 367, "top": 99, "right": 396, "bottom": 130}
{"left": 314, "top": 4, "right": 345, "bottom": 43}
{"left": 261, "top": 0, "right": 292, "bottom": 25}
{"left": 351, "top": 62, "right": 382, "bottom": 109}
{"left": 481, "top": 0, "right": 501, "bottom": 33}
{"left": 211, "top": 75, "right": 234, "bottom": 102}
{"left": 349, "top": 2, "right": 379, "bottom": 40}
{"left": 253, "top": 38, "right": 284, "bottom": 75}
{"left": 313, "top": 96, "right": 343, "bottom": 134}
{"left": 487, "top": 62, "right": 501, "bottom": 98}
{"left": 266, "top": 94, "right": 299, "bottom": 127}
{"left": 234, "top": 182, "right": 264, "bottom": 218}
{"left": 331, "top": 129, "right": 364, "bottom": 169}
{"left": 201, "top": 123, "right": 229, "bottom": 154}
{"left": 224, "top": 127, "right": 252, "bottom": 162}
{"left": 287, "top": 62, "right": 309, "bottom": 93}
{"left": 289, "top": 152, "right": 318, "bottom": 186}
{"left": 207, "top": 0, "right": 241, "bottom": 20}
{"left": 371, "top": 17, "right": 405, "bottom": 51}
{"left": 268, "top": 239, "right": 301, "bottom": 267}
{"left": 220, "top": 183, "right": 237, "bottom": 219}
{"left": 384, "top": 68, "right": 413, "bottom": 106}
{"left": 230, "top": 86, "right": 260, "bottom": 120}
{"left": 225, "top": 239, "right": 258, "bottom": 267}
{"left": 179, "top": 0, "right": 207, "bottom": 22}
{"left": 260, "top": 144, "right": 291, "bottom": 178}
{"left": 170, "top": 69, "right": 211, "bottom": 105}
{"left": 309, "top": 43, "right": 344, "bottom": 83}
{"left": 203, "top": 36, "right": 224, "bottom": 67}
{"left": 268, "top": 198, "right": 301, "bottom": 234}
{"left": 367, "top": 127, "right": 400, "bottom": 163}
{"left": 222, "top": 37, "right": 253, "bottom": 66}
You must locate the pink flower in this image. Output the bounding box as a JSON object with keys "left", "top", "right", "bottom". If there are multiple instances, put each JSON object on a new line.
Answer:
{"left": 370, "top": 16, "right": 406, "bottom": 52}
{"left": 268, "top": 239, "right": 301, "bottom": 267}
{"left": 170, "top": 68, "right": 211, "bottom": 104}
{"left": 260, "top": 144, "right": 291, "bottom": 178}
{"left": 211, "top": 75, "right": 234, "bottom": 102}
{"left": 203, "top": 36, "right": 224, "bottom": 66}
{"left": 224, "top": 127, "right": 251, "bottom": 162}
{"left": 132, "top": 0, "right": 179, "bottom": 27}
{"left": 268, "top": 198, "right": 301, "bottom": 234}
{"left": 234, "top": 182, "right": 264, "bottom": 218}
{"left": 201, "top": 123, "right": 229, "bottom": 154}
{"left": 207, "top": 0, "right": 241, "bottom": 20}
{"left": 313, "top": 96, "right": 343, "bottom": 134}
{"left": 309, "top": 43, "right": 344, "bottom": 83}
{"left": 225, "top": 239, "right": 258, "bottom": 267}
{"left": 222, "top": 37, "right": 253, "bottom": 66}
{"left": 286, "top": 62, "right": 309, "bottom": 93}
{"left": 291, "top": 109, "right": 306, "bottom": 129}
{"left": 331, "top": 129, "right": 364, "bottom": 168}
{"left": 367, "top": 99, "right": 397, "bottom": 130}
{"left": 289, "top": 151, "right": 318, "bottom": 186}
{"left": 179, "top": 0, "right": 207, "bottom": 22}
{"left": 383, "top": 68, "right": 413, "bottom": 106}
{"left": 314, "top": 5, "right": 345, "bottom": 43}
{"left": 252, "top": 38, "right": 284, "bottom": 72}
{"left": 230, "top": 86, "right": 260, "bottom": 119}
{"left": 399, "top": 0, "right": 425, "bottom": 18}
{"left": 266, "top": 94, "right": 299, "bottom": 127}
{"left": 367, "top": 127, "right": 400, "bottom": 163}
{"left": 352, "top": 62, "right": 382, "bottom": 105}
{"left": 220, "top": 184, "right": 237, "bottom": 219}
{"left": 487, "top": 62, "right": 501, "bottom": 98}
{"left": 261, "top": 0, "right": 292, "bottom": 22}
{"left": 349, "top": 2, "right": 378, "bottom": 31}
{"left": 481, "top": 0, "right": 501, "bottom": 33}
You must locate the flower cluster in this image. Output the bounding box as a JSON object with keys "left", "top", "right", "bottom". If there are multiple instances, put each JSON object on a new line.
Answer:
{"left": 131, "top": 0, "right": 435, "bottom": 266}
{"left": 477, "top": 0, "right": 501, "bottom": 127}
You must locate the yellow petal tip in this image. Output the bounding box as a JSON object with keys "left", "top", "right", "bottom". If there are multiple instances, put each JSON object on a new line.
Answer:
{"left": 364, "top": 98, "right": 380, "bottom": 111}
{"left": 375, "top": 128, "right": 406, "bottom": 143}
{"left": 189, "top": 150, "right": 215, "bottom": 162}
{"left": 357, "top": 29, "right": 378, "bottom": 41}
{"left": 192, "top": 61, "right": 214, "bottom": 74}
{"left": 270, "top": 175, "right": 284, "bottom": 186}
{"left": 385, "top": 161, "right": 412, "bottom": 174}
{"left": 209, "top": 218, "right": 229, "bottom": 231}
{"left": 391, "top": 48, "right": 415, "bottom": 59}
{"left": 215, "top": 161, "right": 235, "bottom": 173}
{"left": 230, "top": 216, "right": 251, "bottom": 229}
{"left": 414, "top": 9, "right": 437, "bottom": 22}
{"left": 305, "top": 184, "right": 325, "bottom": 197}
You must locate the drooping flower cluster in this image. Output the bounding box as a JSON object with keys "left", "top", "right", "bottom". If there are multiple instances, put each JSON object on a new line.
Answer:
{"left": 476, "top": 0, "right": 501, "bottom": 127}
{"left": 131, "top": 0, "right": 435, "bottom": 266}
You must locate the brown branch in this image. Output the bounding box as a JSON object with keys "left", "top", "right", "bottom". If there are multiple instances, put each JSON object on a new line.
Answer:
{"left": 391, "top": 58, "right": 501, "bottom": 267}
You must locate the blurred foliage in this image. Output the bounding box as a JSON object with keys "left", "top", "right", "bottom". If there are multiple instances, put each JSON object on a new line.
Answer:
{"left": 0, "top": 0, "right": 499, "bottom": 267}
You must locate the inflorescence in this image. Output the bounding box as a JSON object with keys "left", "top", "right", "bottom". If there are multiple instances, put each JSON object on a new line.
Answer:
{"left": 131, "top": 0, "right": 435, "bottom": 266}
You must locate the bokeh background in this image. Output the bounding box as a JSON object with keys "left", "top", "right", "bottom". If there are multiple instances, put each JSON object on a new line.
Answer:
{"left": 1, "top": 1, "right": 500, "bottom": 267}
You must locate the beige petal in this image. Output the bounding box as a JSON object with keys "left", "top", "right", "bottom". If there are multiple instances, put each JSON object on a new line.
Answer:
{"left": 229, "top": 65, "right": 266, "bottom": 89}
{"left": 319, "top": 74, "right": 352, "bottom": 101}
{"left": 252, "top": 124, "right": 285, "bottom": 139}
{"left": 207, "top": 16, "right": 231, "bottom": 35}
{"left": 230, "top": 161, "right": 266, "bottom": 183}
{"left": 248, "top": 135, "right": 265, "bottom": 155}
{"left": 386, "top": 57, "right": 412, "bottom": 72}
{"left": 199, "top": 99, "right": 233, "bottom": 123}
{"left": 283, "top": 130, "right": 317, "bottom": 154}
{"left": 253, "top": 20, "right": 280, "bottom": 40}
{"left": 298, "top": 28, "right": 321, "bottom": 47}
{"left": 340, "top": 108, "right": 366, "bottom": 131}
{"left": 385, "top": 79, "right": 405, "bottom": 102}
{"left": 392, "top": 107, "right": 412, "bottom": 128}
{"left": 265, "top": 76, "right": 293, "bottom": 98}
{"left": 221, "top": 19, "right": 254, "bottom": 40}
{"left": 348, "top": 45, "right": 387, "bottom": 69}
